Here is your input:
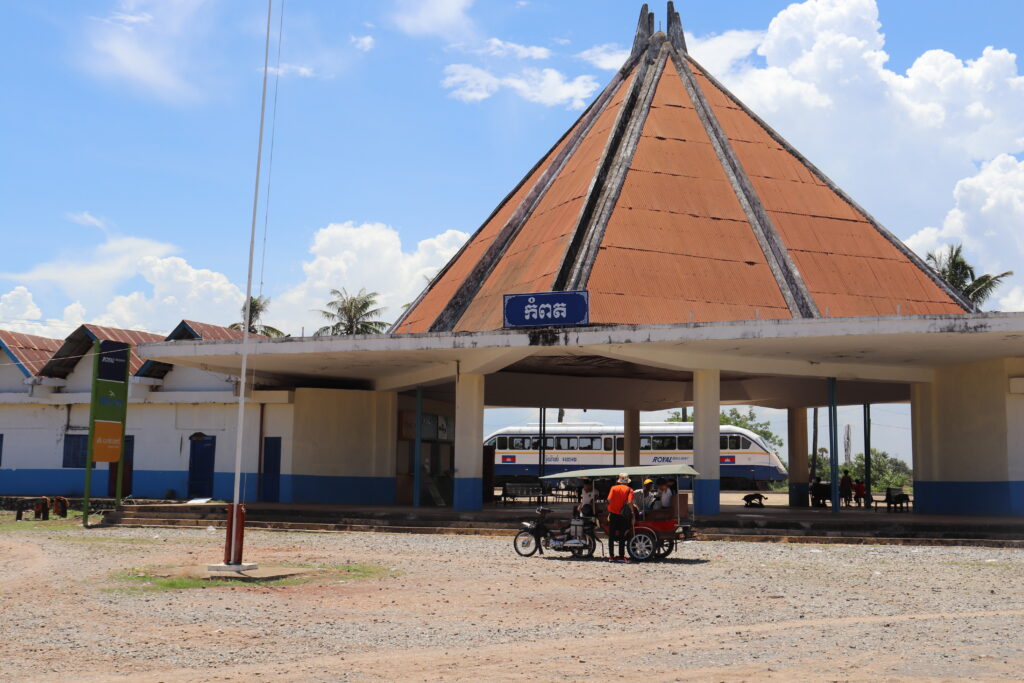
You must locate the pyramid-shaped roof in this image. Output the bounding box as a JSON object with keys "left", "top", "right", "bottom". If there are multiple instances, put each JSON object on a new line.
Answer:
{"left": 393, "top": 3, "right": 972, "bottom": 334}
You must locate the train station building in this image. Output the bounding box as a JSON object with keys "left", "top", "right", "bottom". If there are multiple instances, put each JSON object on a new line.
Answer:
{"left": 132, "top": 4, "right": 1024, "bottom": 517}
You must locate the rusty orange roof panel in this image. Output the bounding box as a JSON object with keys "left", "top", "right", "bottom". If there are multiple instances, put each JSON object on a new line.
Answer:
{"left": 0, "top": 330, "right": 63, "bottom": 376}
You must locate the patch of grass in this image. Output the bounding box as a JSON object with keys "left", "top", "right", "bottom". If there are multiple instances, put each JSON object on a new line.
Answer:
{"left": 0, "top": 512, "right": 85, "bottom": 534}
{"left": 109, "top": 562, "right": 394, "bottom": 592}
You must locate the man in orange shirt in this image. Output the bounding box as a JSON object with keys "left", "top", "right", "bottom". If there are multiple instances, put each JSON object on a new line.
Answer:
{"left": 606, "top": 473, "right": 635, "bottom": 562}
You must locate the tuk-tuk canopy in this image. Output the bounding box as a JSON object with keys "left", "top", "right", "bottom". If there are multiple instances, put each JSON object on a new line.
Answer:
{"left": 539, "top": 464, "right": 699, "bottom": 480}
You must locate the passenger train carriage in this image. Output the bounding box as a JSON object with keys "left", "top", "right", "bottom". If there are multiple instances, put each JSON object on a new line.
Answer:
{"left": 486, "top": 423, "right": 787, "bottom": 489}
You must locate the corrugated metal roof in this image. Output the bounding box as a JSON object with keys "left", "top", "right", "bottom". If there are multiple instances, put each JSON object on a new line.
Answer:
{"left": 390, "top": 16, "right": 966, "bottom": 334}
{"left": 176, "top": 320, "right": 252, "bottom": 341}
{"left": 689, "top": 60, "right": 965, "bottom": 318}
{"left": 587, "top": 57, "right": 792, "bottom": 324}
{"left": 453, "top": 68, "right": 637, "bottom": 332}
{"left": 40, "top": 324, "right": 164, "bottom": 378}
{"left": 0, "top": 330, "right": 63, "bottom": 377}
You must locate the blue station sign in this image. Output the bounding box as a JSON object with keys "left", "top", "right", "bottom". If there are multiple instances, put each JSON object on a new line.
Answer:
{"left": 503, "top": 290, "right": 589, "bottom": 328}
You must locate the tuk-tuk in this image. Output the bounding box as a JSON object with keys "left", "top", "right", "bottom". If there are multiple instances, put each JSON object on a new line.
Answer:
{"left": 540, "top": 464, "right": 698, "bottom": 561}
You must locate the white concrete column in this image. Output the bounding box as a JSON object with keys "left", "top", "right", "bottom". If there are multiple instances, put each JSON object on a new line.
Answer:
{"left": 454, "top": 372, "right": 485, "bottom": 511}
{"left": 693, "top": 369, "right": 720, "bottom": 516}
{"left": 787, "top": 408, "right": 809, "bottom": 507}
{"left": 623, "top": 409, "right": 640, "bottom": 467}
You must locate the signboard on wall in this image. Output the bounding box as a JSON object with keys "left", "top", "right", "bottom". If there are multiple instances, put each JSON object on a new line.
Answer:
{"left": 89, "top": 341, "right": 130, "bottom": 463}
{"left": 503, "top": 291, "right": 589, "bottom": 328}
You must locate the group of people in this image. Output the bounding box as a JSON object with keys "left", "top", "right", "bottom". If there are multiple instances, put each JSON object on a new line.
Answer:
{"left": 576, "top": 474, "right": 676, "bottom": 562}
{"left": 811, "top": 470, "right": 869, "bottom": 507}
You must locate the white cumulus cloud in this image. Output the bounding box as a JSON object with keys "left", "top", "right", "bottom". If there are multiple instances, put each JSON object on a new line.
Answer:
{"left": 443, "top": 64, "right": 598, "bottom": 110}
{"left": 577, "top": 43, "right": 630, "bottom": 71}
{"left": 0, "top": 286, "right": 43, "bottom": 324}
{"left": 275, "top": 221, "right": 468, "bottom": 334}
{"left": 478, "top": 38, "right": 550, "bottom": 60}
{"left": 268, "top": 63, "right": 315, "bottom": 78}
{"left": 393, "top": 0, "right": 476, "bottom": 41}
{"left": 350, "top": 35, "right": 375, "bottom": 53}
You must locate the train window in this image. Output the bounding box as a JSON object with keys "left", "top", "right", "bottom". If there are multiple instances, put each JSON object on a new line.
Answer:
{"left": 720, "top": 435, "right": 729, "bottom": 449}
{"left": 679, "top": 435, "right": 693, "bottom": 450}
{"left": 615, "top": 436, "right": 624, "bottom": 451}
{"left": 578, "top": 436, "right": 599, "bottom": 450}
{"left": 531, "top": 437, "right": 555, "bottom": 450}
{"left": 729, "top": 435, "right": 741, "bottom": 450}
{"left": 557, "top": 437, "right": 577, "bottom": 450}
{"left": 604, "top": 437, "right": 613, "bottom": 451}
{"left": 497, "top": 436, "right": 508, "bottom": 450}
{"left": 510, "top": 437, "right": 528, "bottom": 450}
{"left": 740, "top": 437, "right": 752, "bottom": 449}
{"left": 652, "top": 436, "right": 676, "bottom": 450}
{"left": 639, "top": 437, "right": 651, "bottom": 450}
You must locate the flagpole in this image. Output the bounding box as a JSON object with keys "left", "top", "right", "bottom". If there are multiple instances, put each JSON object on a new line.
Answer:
{"left": 219, "top": 0, "right": 273, "bottom": 570}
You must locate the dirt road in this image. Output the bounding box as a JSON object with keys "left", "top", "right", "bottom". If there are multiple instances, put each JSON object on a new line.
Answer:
{"left": 2, "top": 515, "right": 1023, "bottom": 681}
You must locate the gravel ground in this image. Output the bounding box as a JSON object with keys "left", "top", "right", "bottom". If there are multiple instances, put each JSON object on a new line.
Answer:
{"left": 2, "top": 513, "right": 1023, "bottom": 682}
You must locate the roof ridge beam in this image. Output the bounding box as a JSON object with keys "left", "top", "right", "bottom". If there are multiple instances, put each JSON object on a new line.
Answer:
{"left": 686, "top": 58, "right": 975, "bottom": 314}
{"left": 556, "top": 37, "right": 670, "bottom": 291}
{"left": 666, "top": 1, "right": 687, "bottom": 53}
{"left": 423, "top": 66, "right": 633, "bottom": 332}
{"left": 630, "top": 5, "right": 653, "bottom": 59}
{"left": 672, "top": 51, "right": 820, "bottom": 319}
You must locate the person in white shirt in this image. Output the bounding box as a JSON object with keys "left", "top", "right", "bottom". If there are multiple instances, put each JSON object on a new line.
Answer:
{"left": 576, "top": 479, "right": 596, "bottom": 517}
{"left": 652, "top": 478, "right": 674, "bottom": 510}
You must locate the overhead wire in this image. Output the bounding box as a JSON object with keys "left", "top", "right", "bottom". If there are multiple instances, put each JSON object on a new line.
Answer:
{"left": 258, "top": 0, "right": 285, "bottom": 298}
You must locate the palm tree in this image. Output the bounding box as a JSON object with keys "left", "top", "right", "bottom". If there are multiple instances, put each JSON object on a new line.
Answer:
{"left": 228, "top": 295, "right": 285, "bottom": 337}
{"left": 314, "top": 288, "right": 390, "bottom": 336}
{"left": 926, "top": 243, "right": 1013, "bottom": 307}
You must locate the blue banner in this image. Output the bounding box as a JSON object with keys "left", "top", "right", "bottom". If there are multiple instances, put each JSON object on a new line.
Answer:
{"left": 503, "top": 291, "right": 589, "bottom": 328}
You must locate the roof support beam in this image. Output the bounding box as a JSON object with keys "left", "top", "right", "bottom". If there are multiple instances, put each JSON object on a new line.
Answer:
{"left": 590, "top": 345, "right": 934, "bottom": 384}
{"left": 672, "top": 52, "right": 820, "bottom": 319}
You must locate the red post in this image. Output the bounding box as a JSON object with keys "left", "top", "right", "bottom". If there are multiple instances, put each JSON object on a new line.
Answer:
{"left": 223, "top": 504, "right": 246, "bottom": 565}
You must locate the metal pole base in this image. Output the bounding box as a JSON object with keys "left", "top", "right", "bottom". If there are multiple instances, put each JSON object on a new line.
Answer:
{"left": 207, "top": 562, "right": 259, "bottom": 573}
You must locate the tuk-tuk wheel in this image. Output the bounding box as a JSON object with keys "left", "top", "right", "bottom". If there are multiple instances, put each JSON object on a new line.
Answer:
{"left": 626, "top": 529, "right": 658, "bottom": 561}
{"left": 654, "top": 539, "right": 674, "bottom": 559}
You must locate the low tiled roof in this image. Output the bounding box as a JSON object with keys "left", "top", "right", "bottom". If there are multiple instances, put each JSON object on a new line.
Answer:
{"left": 0, "top": 330, "right": 63, "bottom": 377}
{"left": 39, "top": 324, "right": 164, "bottom": 379}
{"left": 391, "top": 2, "right": 971, "bottom": 334}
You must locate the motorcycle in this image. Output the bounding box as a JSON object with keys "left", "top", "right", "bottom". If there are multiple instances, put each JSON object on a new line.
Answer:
{"left": 513, "top": 507, "right": 599, "bottom": 558}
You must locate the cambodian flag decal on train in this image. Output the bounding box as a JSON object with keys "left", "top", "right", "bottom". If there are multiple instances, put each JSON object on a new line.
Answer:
{"left": 501, "top": 455, "right": 517, "bottom": 463}
{"left": 720, "top": 455, "right": 736, "bottom": 464}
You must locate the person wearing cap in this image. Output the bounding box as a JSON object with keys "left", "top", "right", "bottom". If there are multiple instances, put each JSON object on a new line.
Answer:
{"left": 605, "top": 473, "right": 635, "bottom": 562}
{"left": 634, "top": 478, "right": 656, "bottom": 512}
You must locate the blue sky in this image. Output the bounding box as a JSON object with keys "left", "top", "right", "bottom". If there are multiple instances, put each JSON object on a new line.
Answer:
{"left": 2, "top": 0, "right": 1023, "bottom": 461}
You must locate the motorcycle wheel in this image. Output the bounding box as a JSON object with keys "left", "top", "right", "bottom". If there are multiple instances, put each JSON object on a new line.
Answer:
{"left": 514, "top": 530, "right": 539, "bottom": 557}
{"left": 570, "top": 534, "right": 597, "bottom": 559}
{"left": 627, "top": 530, "right": 658, "bottom": 562}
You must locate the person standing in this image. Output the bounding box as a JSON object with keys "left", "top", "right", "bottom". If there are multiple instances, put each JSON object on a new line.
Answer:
{"left": 840, "top": 469, "right": 854, "bottom": 507}
{"left": 576, "top": 479, "right": 596, "bottom": 517}
{"left": 606, "top": 473, "right": 635, "bottom": 562}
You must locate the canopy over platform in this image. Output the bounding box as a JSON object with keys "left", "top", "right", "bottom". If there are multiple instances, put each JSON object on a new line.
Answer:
{"left": 540, "top": 464, "right": 699, "bottom": 480}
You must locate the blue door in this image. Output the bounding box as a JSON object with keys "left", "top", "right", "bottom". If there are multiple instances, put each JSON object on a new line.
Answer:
{"left": 261, "top": 437, "right": 281, "bottom": 503}
{"left": 188, "top": 436, "right": 216, "bottom": 499}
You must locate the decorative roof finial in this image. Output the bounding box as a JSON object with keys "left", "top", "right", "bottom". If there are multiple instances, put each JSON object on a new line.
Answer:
{"left": 666, "top": 1, "right": 687, "bottom": 52}
{"left": 629, "top": 4, "right": 653, "bottom": 58}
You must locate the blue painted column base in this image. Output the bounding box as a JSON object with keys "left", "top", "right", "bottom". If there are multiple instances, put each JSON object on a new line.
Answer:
{"left": 693, "top": 479, "right": 720, "bottom": 516}
{"left": 453, "top": 477, "right": 483, "bottom": 511}
{"left": 914, "top": 481, "right": 1024, "bottom": 516}
{"left": 789, "top": 482, "right": 810, "bottom": 507}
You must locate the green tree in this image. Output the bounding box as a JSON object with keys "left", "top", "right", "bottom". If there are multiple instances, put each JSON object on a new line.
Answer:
{"left": 228, "top": 295, "right": 285, "bottom": 337}
{"left": 926, "top": 243, "right": 1013, "bottom": 307}
{"left": 666, "top": 407, "right": 784, "bottom": 451}
{"left": 314, "top": 288, "right": 390, "bottom": 336}
{"left": 809, "top": 448, "right": 911, "bottom": 492}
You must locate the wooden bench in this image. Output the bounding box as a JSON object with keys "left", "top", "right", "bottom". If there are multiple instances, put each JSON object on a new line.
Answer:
{"left": 501, "top": 483, "right": 545, "bottom": 506}
{"left": 871, "top": 487, "right": 911, "bottom": 512}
